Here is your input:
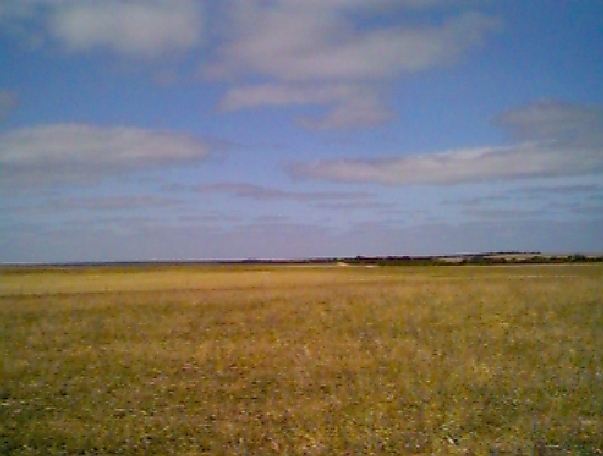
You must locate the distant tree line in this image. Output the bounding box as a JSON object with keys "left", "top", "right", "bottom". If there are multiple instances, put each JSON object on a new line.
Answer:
{"left": 335, "top": 253, "right": 603, "bottom": 266}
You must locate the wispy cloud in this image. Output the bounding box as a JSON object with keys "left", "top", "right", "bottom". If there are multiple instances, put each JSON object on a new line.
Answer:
{"left": 1, "top": 0, "right": 204, "bottom": 58}
{"left": 1, "top": 1, "right": 500, "bottom": 129}
{"left": 289, "top": 143, "right": 602, "bottom": 185}
{"left": 518, "top": 183, "right": 603, "bottom": 197}
{"left": 194, "top": 183, "right": 371, "bottom": 202}
{"left": 178, "top": 213, "right": 243, "bottom": 224}
{"left": 60, "top": 196, "right": 183, "bottom": 211}
{"left": 444, "top": 184, "right": 603, "bottom": 209}
{"left": 64, "top": 215, "right": 160, "bottom": 230}
{"left": 462, "top": 207, "right": 547, "bottom": 219}
{"left": 289, "top": 100, "right": 603, "bottom": 184}
{"left": 0, "top": 124, "right": 210, "bottom": 188}
{"left": 206, "top": 4, "right": 498, "bottom": 81}
{"left": 493, "top": 100, "right": 603, "bottom": 143}
{"left": 220, "top": 83, "right": 392, "bottom": 129}
{"left": 0, "top": 90, "right": 18, "bottom": 122}
{"left": 567, "top": 205, "right": 603, "bottom": 216}
{"left": 4, "top": 196, "right": 182, "bottom": 216}
{"left": 205, "top": 1, "right": 500, "bottom": 128}
{"left": 312, "top": 201, "right": 397, "bottom": 211}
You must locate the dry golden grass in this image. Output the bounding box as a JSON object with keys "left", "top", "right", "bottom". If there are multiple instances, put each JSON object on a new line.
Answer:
{"left": 1, "top": 264, "right": 602, "bottom": 454}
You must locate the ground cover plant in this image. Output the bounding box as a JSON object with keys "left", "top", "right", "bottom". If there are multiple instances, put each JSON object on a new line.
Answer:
{"left": 1, "top": 264, "right": 602, "bottom": 454}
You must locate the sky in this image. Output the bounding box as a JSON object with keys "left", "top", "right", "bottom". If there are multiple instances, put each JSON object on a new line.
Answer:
{"left": 1, "top": 0, "right": 602, "bottom": 263}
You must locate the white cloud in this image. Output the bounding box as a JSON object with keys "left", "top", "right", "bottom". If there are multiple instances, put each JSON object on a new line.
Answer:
{"left": 289, "top": 100, "right": 603, "bottom": 184}
{"left": 220, "top": 83, "right": 392, "bottom": 129}
{"left": 289, "top": 143, "right": 603, "bottom": 185}
{"left": 220, "top": 84, "right": 347, "bottom": 111}
{"left": 0, "top": 124, "right": 210, "bottom": 188}
{"left": 494, "top": 100, "right": 603, "bottom": 144}
{"left": 1, "top": 1, "right": 499, "bottom": 129}
{"left": 1, "top": 0, "right": 204, "bottom": 58}
{"left": 297, "top": 90, "right": 393, "bottom": 130}
{"left": 206, "top": 3, "right": 498, "bottom": 81}
{"left": 205, "top": 1, "right": 500, "bottom": 128}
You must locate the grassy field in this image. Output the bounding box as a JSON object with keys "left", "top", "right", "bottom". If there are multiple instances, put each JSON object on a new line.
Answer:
{"left": 1, "top": 264, "right": 602, "bottom": 455}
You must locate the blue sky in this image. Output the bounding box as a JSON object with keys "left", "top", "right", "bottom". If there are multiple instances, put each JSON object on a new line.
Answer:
{"left": 1, "top": 0, "right": 602, "bottom": 263}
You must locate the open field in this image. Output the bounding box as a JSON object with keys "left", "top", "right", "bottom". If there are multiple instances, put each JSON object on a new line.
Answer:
{"left": 1, "top": 264, "right": 602, "bottom": 454}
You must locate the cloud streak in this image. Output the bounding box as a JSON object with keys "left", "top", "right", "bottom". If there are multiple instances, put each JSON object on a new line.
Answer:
{"left": 0, "top": 124, "right": 210, "bottom": 188}
{"left": 206, "top": 5, "right": 499, "bottom": 81}
{"left": 194, "top": 183, "right": 371, "bottom": 202}
{"left": 0, "top": 90, "right": 18, "bottom": 122}
{"left": 493, "top": 100, "right": 603, "bottom": 143}
{"left": 1, "top": 1, "right": 500, "bottom": 129}
{"left": 220, "top": 83, "right": 392, "bottom": 129}
{"left": 289, "top": 100, "right": 603, "bottom": 185}
{"left": 205, "top": 1, "right": 500, "bottom": 128}
{"left": 58, "top": 196, "right": 184, "bottom": 211}
{"left": 1, "top": 0, "right": 204, "bottom": 58}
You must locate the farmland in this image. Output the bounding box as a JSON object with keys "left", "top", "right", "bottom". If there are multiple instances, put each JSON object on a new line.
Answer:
{"left": 1, "top": 264, "right": 602, "bottom": 454}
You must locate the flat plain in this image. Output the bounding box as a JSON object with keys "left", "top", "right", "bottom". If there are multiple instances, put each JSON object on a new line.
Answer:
{"left": 1, "top": 264, "right": 602, "bottom": 455}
